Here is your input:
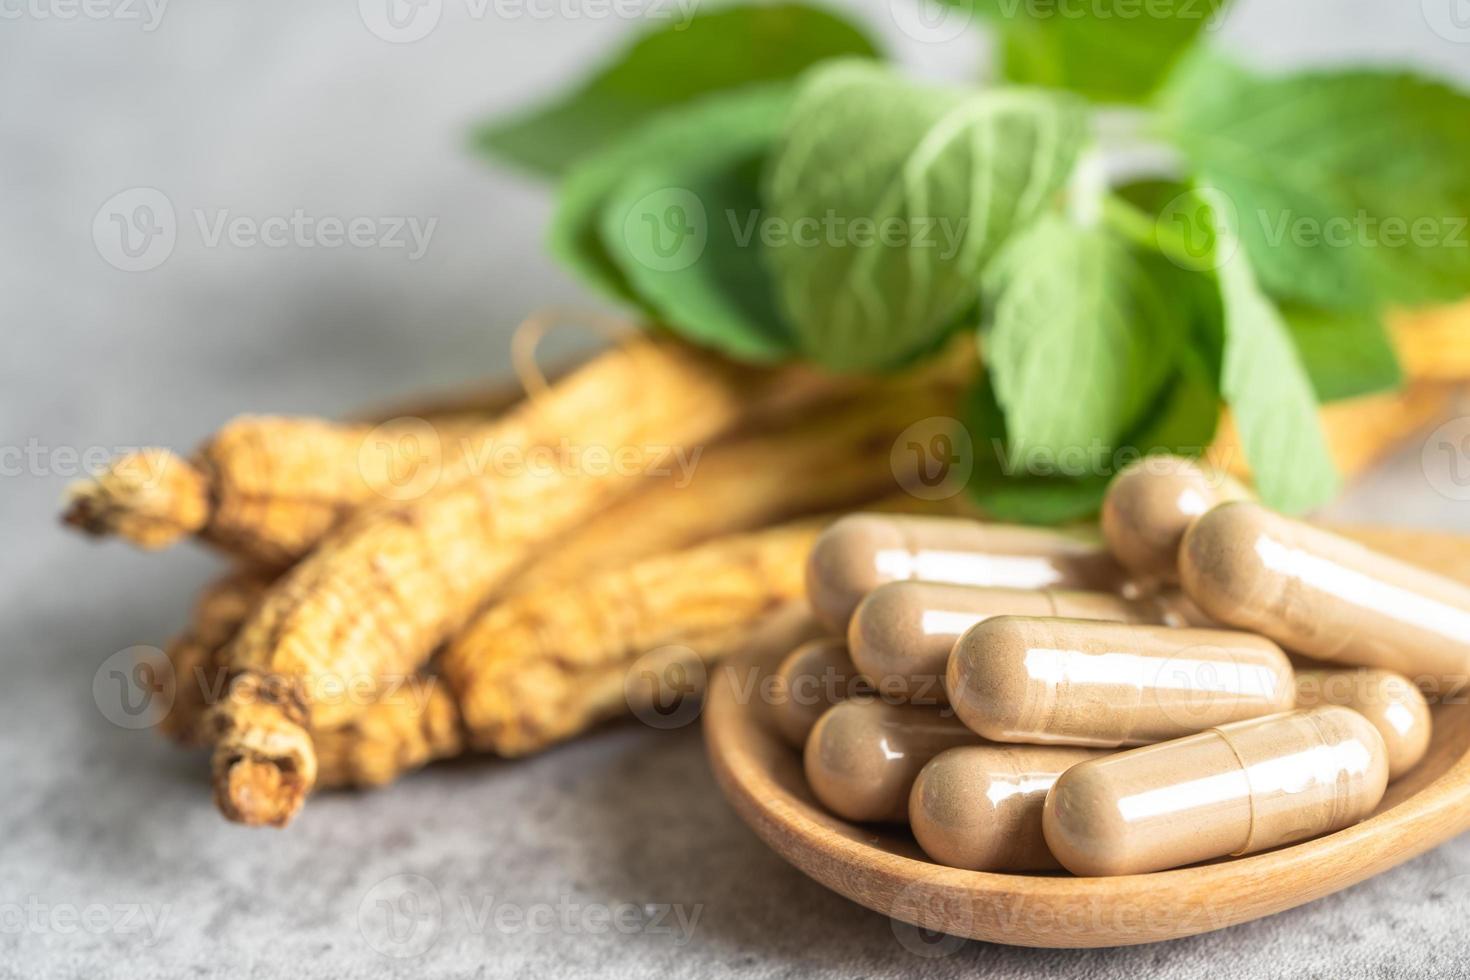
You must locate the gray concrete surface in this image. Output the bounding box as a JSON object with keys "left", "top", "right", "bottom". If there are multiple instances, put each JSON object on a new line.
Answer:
{"left": 4, "top": 1, "right": 1470, "bottom": 976}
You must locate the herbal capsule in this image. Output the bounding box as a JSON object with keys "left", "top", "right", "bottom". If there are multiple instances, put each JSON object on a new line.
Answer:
{"left": 1043, "top": 706, "right": 1389, "bottom": 876}
{"left": 1101, "top": 455, "right": 1250, "bottom": 587}
{"left": 947, "top": 617, "right": 1295, "bottom": 747}
{"left": 1181, "top": 501, "right": 1470, "bottom": 686}
{"left": 768, "top": 638, "right": 870, "bottom": 749}
{"left": 1294, "top": 668, "right": 1431, "bottom": 780}
{"left": 804, "top": 700, "right": 980, "bottom": 823}
{"left": 910, "top": 744, "right": 1109, "bottom": 871}
{"left": 806, "top": 513, "right": 1122, "bottom": 631}
{"left": 848, "top": 583, "right": 1171, "bottom": 703}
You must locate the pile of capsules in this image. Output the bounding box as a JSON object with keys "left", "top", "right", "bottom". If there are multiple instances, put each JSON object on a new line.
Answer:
{"left": 767, "top": 455, "right": 1470, "bottom": 877}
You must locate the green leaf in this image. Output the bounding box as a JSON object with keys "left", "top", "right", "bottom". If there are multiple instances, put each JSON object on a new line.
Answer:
{"left": 598, "top": 151, "right": 796, "bottom": 362}
{"left": 964, "top": 354, "right": 1221, "bottom": 523}
{"left": 550, "top": 85, "right": 793, "bottom": 307}
{"left": 763, "top": 61, "right": 1089, "bottom": 372}
{"left": 473, "top": 4, "right": 880, "bottom": 178}
{"left": 982, "top": 214, "right": 1185, "bottom": 458}
{"left": 1158, "top": 51, "right": 1470, "bottom": 309}
{"left": 1186, "top": 190, "right": 1339, "bottom": 512}
{"left": 961, "top": 0, "right": 1228, "bottom": 104}
{"left": 1283, "top": 304, "right": 1402, "bottom": 402}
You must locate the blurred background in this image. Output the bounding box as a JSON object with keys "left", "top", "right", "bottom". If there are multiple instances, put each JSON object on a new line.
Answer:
{"left": 4, "top": 2, "right": 1470, "bottom": 977}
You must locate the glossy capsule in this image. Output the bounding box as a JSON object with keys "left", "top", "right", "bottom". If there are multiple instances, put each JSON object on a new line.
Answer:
{"left": 1043, "top": 706, "right": 1389, "bottom": 876}
{"left": 804, "top": 700, "right": 980, "bottom": 823}
{"left": 768, "top": 638, "right": 870, "bottom": 749}
{"left": 947, "top": 617, "right": 1295, "bottom": 747}
{"left": 848, "top": 583, "right": 1168, "bottom": 703}
{"left": 1294, "top": 668, "right": 1431, "bottom": 780}
{"left": 1101, "top": 455, "right": 1250, "bottom": 587}
{"left": 1181, "top": 501, "right": 1470, "bottom": 686}
{"left": 805, "top": 513, "right": 1123, "bottom": 631}
{"left": 909, "top": 744, "right": 1109, "bottom": 871}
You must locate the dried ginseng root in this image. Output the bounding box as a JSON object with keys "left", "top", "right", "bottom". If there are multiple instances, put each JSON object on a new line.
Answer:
{"left": 444, "top": 520, "right": 823, "bottom": 757}
{"left": 158, "top": 379, "right": 960, "bottom": 782}
{"left": 208, "top": 337, "right": 829, "bottom": 826}
{"left": 158, "top": 567, "right": 277, "bottom": 745}
{"left": 313, "top": 677, "right": 463, "bottom": 789}
{"left": 512, "top": 376, "right": 964, "bottom": 593}
{"left": 62, "top": 410, "right": 510, "bottom": 568}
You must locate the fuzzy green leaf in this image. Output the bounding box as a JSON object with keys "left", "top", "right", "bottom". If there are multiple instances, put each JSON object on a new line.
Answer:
{"left": 550, "top": 85, "right": 793, "bottom": 306}
{"left": 1283, "top": 304, "right": 1403, "bottom": 402}
{"left": 955, "top": 0, "right": 1227, "bottom": 104}
{"left": 1185, "top": 190, "right": 1340, "bottom": 512}
{"left": 474, "top": 4, "right": 880, "bottom": 178}
{"left": 1159, "top": 52, "right": 1470, "bottom": 309}
{"left": 599, "top": 151, "right": 796, "bottom": 362}
{"left": 763, "top": 61, "right": 1088, "bottom": 371}
{"left": 983, "top": 214, "right": 1185, "bottom": 458}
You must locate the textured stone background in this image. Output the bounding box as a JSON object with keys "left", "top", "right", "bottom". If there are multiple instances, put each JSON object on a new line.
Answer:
{"left": 4, "top": 1, "right": 1470, "bottom": 976}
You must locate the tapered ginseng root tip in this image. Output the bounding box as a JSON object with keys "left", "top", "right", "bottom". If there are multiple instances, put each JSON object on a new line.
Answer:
{"left": 215, "top": 756, "right": 307, "bottom": 829}
{"left": 62, "top": 449, "right": 210, "bottom": 550}
{"left": 208, "top": 674, "right": 319, "bottom": 828}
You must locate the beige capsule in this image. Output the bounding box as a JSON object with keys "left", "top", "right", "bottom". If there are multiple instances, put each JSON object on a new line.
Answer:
{"left": 804, "top": 700, "right": 980, "bottom": 823}
{"left": 805, "top": 513, "right": 1122, "bottom": 632}
{"left": 1294, "top": 668, "right": 1431, "bottom": 780}
{"left": 848, "top": 583, "right": 1173, "bottom": 704}
{"left": 910, "top": 744, "right": 1110, "bottom": 871}
{"left": 768, "top": 638, "right": 871, "bottom": 749}
{"left": 1181, "top": 501, "right": 1470, "bottom": 687}
{"left": 947, "top": 617, "right": 1295, "bottom": 747}
{"left": 1043, "top": 706, "right": 1389, "bottom": 876}
{"left": 1101, "top": 455, "right": 1251, "bottom": 588}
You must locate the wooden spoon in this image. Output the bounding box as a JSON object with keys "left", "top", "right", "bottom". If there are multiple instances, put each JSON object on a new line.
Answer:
{"left": 704, "top": 526, "right": 1470, "bottom": 947}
